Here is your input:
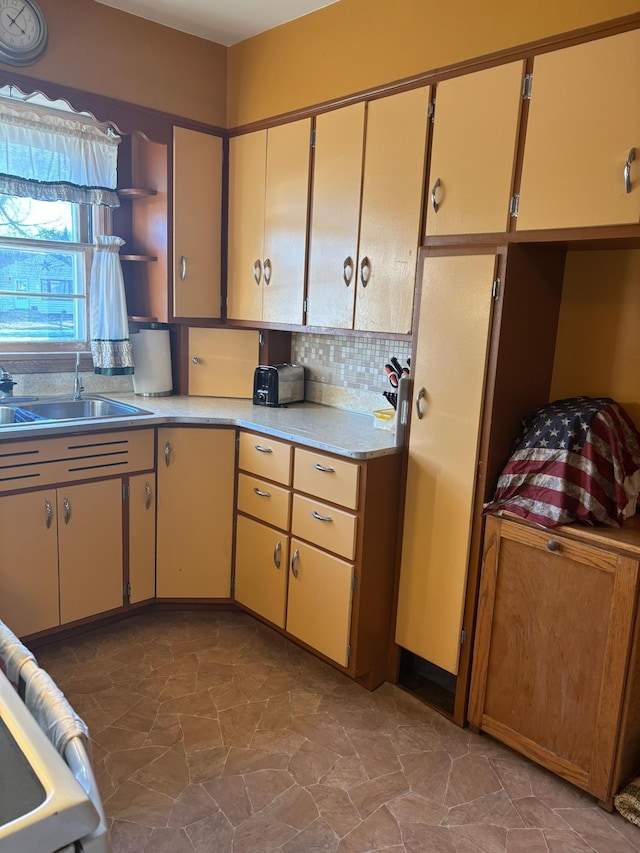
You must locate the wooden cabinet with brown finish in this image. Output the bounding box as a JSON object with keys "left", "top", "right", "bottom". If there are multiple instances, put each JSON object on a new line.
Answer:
{"left": 469, "top": 515, "right": 640, "bottom": 807}
{"left": 227, "top": 119, "right": 312, "bottom": 326}
{"left": 307, "top": 88, "right": 430, "bottom": 333}
{"left": 156, "top": 427, "right": 235, "bottom": 599}
{"left": 234, "top": 430, "right": 402, "bottom": 688}
{"left": 516, "top": 28, "right": 640, "bottom": 232}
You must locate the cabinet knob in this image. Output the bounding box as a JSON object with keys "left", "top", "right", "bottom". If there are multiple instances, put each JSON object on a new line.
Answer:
{"left": 164, "top": 441, "right": 172, "bottom": 467}
{"left": 263, "top": 258, "right": 272, "bottom": 285}
{"left": 179, "top": 255, "right": 187, "bottom": 281}
{"left": 63, "top": 497, "right": 71, "bottom": 525}
{"left": 416, "top": 387, "right": 427, "bottom": 420}
{"left": 192, "top": 357, "right": 200, "bottom": 365}
{"left": 546, "top": 539, "right": 561, "bottom": 553}
{"left": 624, "top": 147, "right": 636, "bottom": 194}
{"left": 343, "top": 256, "right": 354, "bottom": 287}
{"left": 291, "top": 549, "right": 300, "bottom": 578}
{"left": 359, "top": 256, "right": 371, "bottom": 287}
{"left": 273, "top": 540, "right": 282, "bottom": 569}
{"left": 44, "top": 498, "right": 53, "bottom": 529}
{"left": 253, "top": 259, "right": 262, "bottom": 285}
{"left": 430, "top": 177, "right": 442, "bottom": 213}
{"left": 144, "top": 481, "right": 152, "bottom": 510}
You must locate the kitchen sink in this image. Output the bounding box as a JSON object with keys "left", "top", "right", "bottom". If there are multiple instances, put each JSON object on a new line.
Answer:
{"left": 0, "top": 395, "right": 150, "bottom": 424}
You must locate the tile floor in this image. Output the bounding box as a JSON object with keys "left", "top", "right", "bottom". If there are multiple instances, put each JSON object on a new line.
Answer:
{"left": 36, "top": 611, "right": 640, "bottom": 853}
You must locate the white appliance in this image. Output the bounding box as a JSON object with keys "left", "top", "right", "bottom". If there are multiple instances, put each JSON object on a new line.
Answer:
{"left": 0, "top": 626, "right": 110, "bottom": 853}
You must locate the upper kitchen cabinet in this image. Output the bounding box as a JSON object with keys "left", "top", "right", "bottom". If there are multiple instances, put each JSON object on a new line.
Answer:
{"left": 516, "top": 29, "right": 640, "bottom": 231}
{"left": 173, "top": 126, "right": 223, "bottom": 319}
{"left": 424, "top": 62, "right": 524, "bottom": 237}
{"left": 307, "top": 89, "right": 430, "bottom": 334}
{"left": 354, "top": 87, "right": 430, "bottom": 334}
{"left": 227, "top": 119, "right": 312, "bottom": 326}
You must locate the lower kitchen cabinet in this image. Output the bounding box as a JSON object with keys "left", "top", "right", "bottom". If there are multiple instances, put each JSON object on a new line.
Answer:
{"left": 0, "top": 489, "right": 59, "bottom": 637}
{"left": 286, "top": 539, "right": 354, "bottom": 667}
{"left": 235, "top": 514, "right": 289, "bottom": 628}
{"left": 469, "top": 515, "right": 640, "bottom": 806}
{"left": 234, "top": 430, "right": 402, "bottom": 688}
{"left": 128, "top": 473, "right": 156, "bottom": 604}
{"left": 58, "top": 479, "right": 124, "bottom": 624}
{"left": 156, "top": 427, "right": 235, "bottom": 598}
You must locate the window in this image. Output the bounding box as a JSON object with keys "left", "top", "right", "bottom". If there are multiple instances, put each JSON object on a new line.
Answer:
{"left": 0, "top": 196, "right": 103, "bottom": 349}
{"left": 0, "top": 89, "right": 120, "bottom": 356}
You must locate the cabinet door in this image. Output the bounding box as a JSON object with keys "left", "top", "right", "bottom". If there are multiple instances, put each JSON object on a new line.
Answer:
{"left": 58, "top": 479, "right": 124, "bottom": 624}
{"left": 156, "top": 427, "right": 235, "bottom": 598}
{"left": 188, "top": 328, "right": 259, "bottom": 398}
{"left": 395, "top": 253, "right": 496, "bottom": 675}
{"left": 0, "top": 490, "right": 59, "bottom": 637}
{"left": 517, "top": 29, "right": 640, "bottom": 231}
{"left": 227, "top": 130, "right": 267, "bottom": 322}
{"left": 173, "top": 127, "right": 223, "bottom": 318}
{"left": 286, "top": 539, "right": 354, "bottom": 667}
{"left": 469, "top": 518, "right": 639, "bottom": 802}
{"left": 129, "top": 473, "right": 156, "bottom": 604}
{"left": 354, "top": 87, "right": 430, "bottom": 334}
{"left": 425, "top": 62, "right": 523, "bottom": 236}
{"left": 235, "top": 515, "right": 289, "bottom": 628}
{"left": 307, "top": 103, "right": 365, "bottom": 328}
{"left": 262, "top": 119, "right": 312, "bottom": 325}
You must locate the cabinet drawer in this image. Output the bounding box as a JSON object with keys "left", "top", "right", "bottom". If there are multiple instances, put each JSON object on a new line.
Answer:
{"left": 292, "top": 494, "right": 357, "bottom": 561}
{"left": 238, "top": 432, "right": 292, "bottom": 485}
{"left": 293, "top": 448, "right": 359, "bottom": 510}
{"left": 0, "top": 428, "right": 155, "bottom": 494}
{"left": 237, "top": 473, "right": 290, "bottom": 530}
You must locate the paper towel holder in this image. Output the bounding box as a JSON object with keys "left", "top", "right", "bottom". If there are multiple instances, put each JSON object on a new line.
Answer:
{"left": 130, "top": 322, "right": 173, "bottom": 397}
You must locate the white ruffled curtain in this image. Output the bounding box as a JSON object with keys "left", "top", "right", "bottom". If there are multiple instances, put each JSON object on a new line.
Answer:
{"left": 90, "top": 237, "right": 133, "bottom": 375}
{"left": 0, "top": 99, "right": 120, "bottom": 206}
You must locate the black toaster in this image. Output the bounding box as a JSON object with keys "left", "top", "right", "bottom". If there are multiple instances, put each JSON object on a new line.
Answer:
{"left": 253, "top": 364, "right": 305, "bottom": 406}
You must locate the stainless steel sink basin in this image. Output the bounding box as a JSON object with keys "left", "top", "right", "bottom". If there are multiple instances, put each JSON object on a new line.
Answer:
{"left": 0, "top": 396, "right": 150, "bottom": 424}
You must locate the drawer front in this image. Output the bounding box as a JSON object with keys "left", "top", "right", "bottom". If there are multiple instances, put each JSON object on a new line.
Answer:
{"left": 237, "top": 473, "right": 291, "bottom": 530}
{"left": 238, "top": 431, "right": 292, "bottom": 485}
{"left": 292, "top": 493, "right": 357, "bottom": 561}
{"left": 0, "top": 428, "right": 155, "bottom": 493}
{"left": 293, "top": 448, "right": 359, "bottom": 510}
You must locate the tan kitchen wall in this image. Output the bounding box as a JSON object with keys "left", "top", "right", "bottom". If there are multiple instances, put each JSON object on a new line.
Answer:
{"left": 227, "top": 0, "right": 640, "bottom": 127}
{"left": 0, "top": 0, "right": 227, "bottom": 127}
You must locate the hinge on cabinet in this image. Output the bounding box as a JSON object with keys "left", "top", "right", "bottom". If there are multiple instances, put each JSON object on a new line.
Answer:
{"left": 124, "top": 582, "right": 131, "bottom": 599}
{"left": 428, "top": 98, "right": 436, "bottom": 123}
{"left": 122, "top": 482, "right": 129, "bottom": 501}
{"left": 311, "top": 128, "right": 316, "bottom": 148}
{"left": 460, "top": 627, "right": 467, "bottom": 646}
{"left": 522, "top": 73, "right": 533, "bottom": 100}
{"left": 492, "top": 278, "right": 501, "bottom": 300}
{"left": 509, "top": 193, "right": 520, "bottom": 218}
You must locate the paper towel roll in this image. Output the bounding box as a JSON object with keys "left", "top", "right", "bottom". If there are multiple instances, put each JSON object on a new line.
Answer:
{"left": 131, "top": 328, "right": 173, "bottom": 396}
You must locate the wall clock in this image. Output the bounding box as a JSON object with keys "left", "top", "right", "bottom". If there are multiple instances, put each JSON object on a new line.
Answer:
{"left": 0, "top": 0, "right": 47, "bottom": 66}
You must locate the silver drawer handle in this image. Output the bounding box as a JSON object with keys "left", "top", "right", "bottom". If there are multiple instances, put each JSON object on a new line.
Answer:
{"left": 291, "top": 549, "right": 300, "bottom": 578}
{"left": 253, "top": 258, "right": 262, "bottom": 285}
{"left": 311, "top": 510, "right": 333, "bottom": 523}
{"left": 313, "top": 462, "right": 335, "bottom": 473}
{"left": 273, "top": 540, "right": 282, "bottom": 569}
{"left": 263, "top": 257, "right": 272, "bottom": 285}
{"left": 44, "top": 498, "right": 53, "bottom": 530}
{"left": 180, "top": 255, "right": 187, "bottom": 281}
{"left": 255, "top": 444, "right": 273, "bottom": 453}
{"left": 343, "top": 256, "right": 354, "bottom": 286}
{"left": 624, "top": 147, "right": 636, "bottom": 194}
{"left": 359, "top": 256, "right": 371, "bottom": 287}
{"left": 253, "top": 487, "right": 271, "bottom": 498}
{"left": 63, "top": 497, "right": 71, "bottom": 525}
{"left": 164, "top": 440, "right": 172, "bottom": 467}
{"left": 144, "top": 481, "right": 152, "bottom": 510}
{"left": 416, "top": 387, "right": 426, "bottom": 420}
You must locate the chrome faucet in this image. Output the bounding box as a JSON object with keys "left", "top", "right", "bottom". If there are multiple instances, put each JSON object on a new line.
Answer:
{"left": 72, "top": 353, "right": 84, "bottom": 400}
{"left": 0, "top": 366, "right": 17, "bottom": 398}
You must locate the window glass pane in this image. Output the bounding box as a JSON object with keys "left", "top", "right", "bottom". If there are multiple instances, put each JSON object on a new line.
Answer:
{"left": 0, "top": 196, "right": 80, "bottom": 242}
{"left": 0, "top": 245, "right": 86, "bottom": 342}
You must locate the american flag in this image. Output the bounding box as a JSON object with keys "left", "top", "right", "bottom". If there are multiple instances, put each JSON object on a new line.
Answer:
{"left": 484, "top": 397, "right": 640, "bottom": 528}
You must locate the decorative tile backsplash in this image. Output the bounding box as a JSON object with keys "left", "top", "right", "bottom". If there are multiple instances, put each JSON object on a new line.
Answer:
{"left": 292, "top": 332, "right": 412, "bottom": 414}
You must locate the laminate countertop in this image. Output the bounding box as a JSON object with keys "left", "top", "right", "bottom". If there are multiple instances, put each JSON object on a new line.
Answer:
{"left": 0, "top": 394, "right": 403, "bottom": 460}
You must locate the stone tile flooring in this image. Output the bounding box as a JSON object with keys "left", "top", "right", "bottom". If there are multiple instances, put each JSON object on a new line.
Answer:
{"left": 37, "top": 611, "right": 640, "bottom": 853}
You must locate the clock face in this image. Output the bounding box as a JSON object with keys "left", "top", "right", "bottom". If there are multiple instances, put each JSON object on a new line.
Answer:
{"left": 0, "top": 0, "right": 47, "bottom": 66}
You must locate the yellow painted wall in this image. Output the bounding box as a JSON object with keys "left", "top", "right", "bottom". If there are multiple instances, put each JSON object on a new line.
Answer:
{"left": 227, "top": 0, "right": 640, "bottom": 126}
{"left": 0, "top": 0, "right": 227, "bottom": 126}
{"left": 551, "top": 250, "right": 640, "bottom": 426}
